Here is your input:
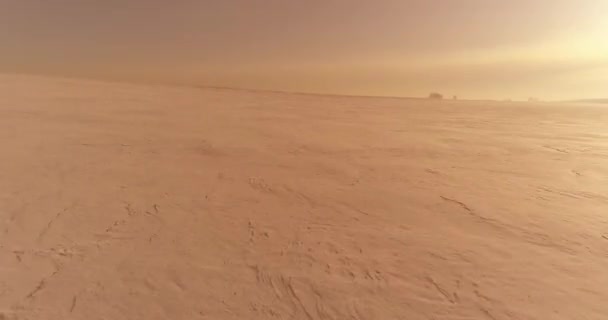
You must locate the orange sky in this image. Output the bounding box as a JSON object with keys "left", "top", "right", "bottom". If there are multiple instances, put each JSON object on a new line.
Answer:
{"left": 1, "top": 0, "right": 606, "bottom": 100}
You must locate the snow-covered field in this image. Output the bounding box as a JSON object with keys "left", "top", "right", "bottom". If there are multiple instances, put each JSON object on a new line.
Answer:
{"left": 2, "top": 74, "right": 608, "bottom": 319}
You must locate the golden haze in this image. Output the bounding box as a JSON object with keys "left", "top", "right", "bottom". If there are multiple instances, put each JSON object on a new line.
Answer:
{"left": 1, "top": 0, "right": 606, "bottom": 100}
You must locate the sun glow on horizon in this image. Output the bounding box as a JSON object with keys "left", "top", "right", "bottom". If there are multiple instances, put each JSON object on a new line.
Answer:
{"left": 1, "top": 0, "right": 607, "bottom": 100}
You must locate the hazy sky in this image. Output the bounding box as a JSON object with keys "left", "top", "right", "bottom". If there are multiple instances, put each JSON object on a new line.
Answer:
{"left": 1, "top": 0, "right": 607, "bottom": 100}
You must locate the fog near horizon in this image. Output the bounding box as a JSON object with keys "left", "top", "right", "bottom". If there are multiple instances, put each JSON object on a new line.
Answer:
{"left": 1, "top": 0, "right": 607, "bottom": 100}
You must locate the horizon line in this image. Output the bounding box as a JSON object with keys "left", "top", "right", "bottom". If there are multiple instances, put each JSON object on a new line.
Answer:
{"left": 2, "top": 70, "right": 605, "bottom": 104}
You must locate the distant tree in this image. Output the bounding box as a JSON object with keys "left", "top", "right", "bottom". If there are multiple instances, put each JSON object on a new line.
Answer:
{"left": 428, "top": 92, "right": 443, "bottom": 100}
